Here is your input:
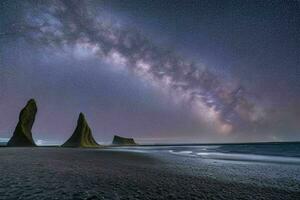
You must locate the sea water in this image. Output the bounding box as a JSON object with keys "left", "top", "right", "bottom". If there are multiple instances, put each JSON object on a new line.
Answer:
{"left": 110, "top": 142, "right": 300, "bottom": 165}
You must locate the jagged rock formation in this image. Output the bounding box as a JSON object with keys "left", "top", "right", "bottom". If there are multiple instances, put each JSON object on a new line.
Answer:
{"left": 7, "top": 99, "right": 37, "bottom": 147}
{"left": 112, "top": 135, "right": 136, "bottom": 145}
{"left": 62, "top": 113, "right": 99, "bottom": 147}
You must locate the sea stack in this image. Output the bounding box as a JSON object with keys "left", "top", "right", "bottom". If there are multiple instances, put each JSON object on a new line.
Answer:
{"left": 7, "top": 99, "right": 37, "bottom": 147}
{"left": 112, "top": 135, "right": 136, "bottom": 145}
{"left": 62, "top": 113, "right": 99, "bottom": 147}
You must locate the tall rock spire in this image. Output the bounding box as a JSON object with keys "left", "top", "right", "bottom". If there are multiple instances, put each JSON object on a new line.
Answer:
{"left": 62, "top": 113, "right": 99, "bottom": 147}
{"left": 7, "top": 99, "right": 37, "bottom": 147}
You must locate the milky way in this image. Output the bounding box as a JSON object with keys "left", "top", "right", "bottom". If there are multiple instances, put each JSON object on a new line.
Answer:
{"left": 1, "top": 0, "right": 299, "bottom": 143}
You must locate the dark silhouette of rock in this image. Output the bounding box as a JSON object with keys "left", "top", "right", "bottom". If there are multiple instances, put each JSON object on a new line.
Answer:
{"left": 7, "top": 99, "right": 37, "bottom": 147}
{"left": 62, "top": 113, "right": 99, "bottom": 147}
{"left": 112, "top": 135, "right": 136, "bottom": 145}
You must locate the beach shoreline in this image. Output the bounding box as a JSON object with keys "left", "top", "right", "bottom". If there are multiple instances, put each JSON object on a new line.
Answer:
{"left": 0, "top": 147, "right": 299, "bottom": 199}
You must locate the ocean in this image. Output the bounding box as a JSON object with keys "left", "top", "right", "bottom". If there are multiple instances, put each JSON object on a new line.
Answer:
{"left": 107, "top": 142, "right": 300, "bottom": 165}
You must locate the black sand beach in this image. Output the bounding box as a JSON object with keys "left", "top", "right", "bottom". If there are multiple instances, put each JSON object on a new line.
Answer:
{"left": 0, "top": 147, "right": 299, "bottom": 200}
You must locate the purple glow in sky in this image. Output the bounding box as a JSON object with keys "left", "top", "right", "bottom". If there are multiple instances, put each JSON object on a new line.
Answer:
{"left": 1, "top": 0, "right": 300, "bottom": 144}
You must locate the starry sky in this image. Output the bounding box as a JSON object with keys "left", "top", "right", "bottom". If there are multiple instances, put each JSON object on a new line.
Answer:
{"left": 0, "top": 0, "right": 300, "bottom": 144}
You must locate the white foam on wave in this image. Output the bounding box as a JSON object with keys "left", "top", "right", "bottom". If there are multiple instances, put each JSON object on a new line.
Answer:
{"left": 196, "top": 152, "right": 300, "bottom": 164}
{"left": 101, "top": 148, "right": 149, "bottom": 153}
{"left": 179, "top": 151, "right": 193, "bottom": 154}
{"left": 167, "top": 147, "right": 300, "bottom": 165}
{"left": 168, "top": 150, "right": 195, "bottom": 156}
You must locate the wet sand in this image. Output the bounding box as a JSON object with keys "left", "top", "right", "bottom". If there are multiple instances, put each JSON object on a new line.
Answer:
{"left": 0, "top": 147, "right": 299, "bottom": 199}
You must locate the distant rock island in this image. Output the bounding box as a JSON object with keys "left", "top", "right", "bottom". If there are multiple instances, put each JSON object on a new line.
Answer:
{"left": 62, "top": 113, "right": 99, "bottom": 148}
{"left": 112, "top": 135, "right": 136, "bottom": 145}
{"left": 7, "top": 99, "right": 37, "bottom": 147}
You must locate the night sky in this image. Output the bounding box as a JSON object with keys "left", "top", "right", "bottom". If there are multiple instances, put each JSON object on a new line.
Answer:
{"left": 0, "top": 0, "right": 299, "bottom": 144}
